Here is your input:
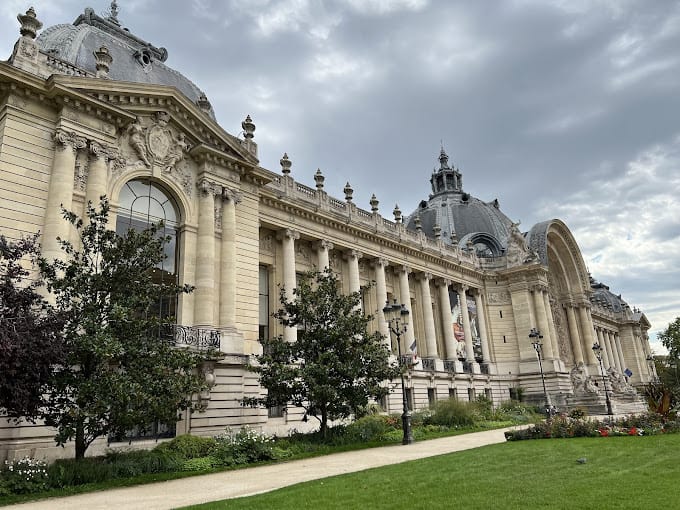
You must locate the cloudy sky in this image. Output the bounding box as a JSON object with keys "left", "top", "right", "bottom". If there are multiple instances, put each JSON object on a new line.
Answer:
{"left": 2, "top": 0, "right": 679, "bottom": 352}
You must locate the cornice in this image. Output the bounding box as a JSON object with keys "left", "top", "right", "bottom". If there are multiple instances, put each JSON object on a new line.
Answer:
{"left": 258, "top": 191, "right": 481, "bottom": 282}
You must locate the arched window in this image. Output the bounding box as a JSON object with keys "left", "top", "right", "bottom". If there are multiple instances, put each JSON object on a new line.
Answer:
{"left": 116, "top": 179, "right": 180, "bottom": 318}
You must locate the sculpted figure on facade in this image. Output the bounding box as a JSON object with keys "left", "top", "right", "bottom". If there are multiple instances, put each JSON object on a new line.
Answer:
{"left": 607, "top": 367, "right": 637, "bottom": 395}
{"left": 506, "top": 222, "right": 529, "bottom": 266}
{"left": 570, "top": 362, "right": 599, "bottom": 395}
{"left": 127, "top": 117, "right": 150, "bottom": 167}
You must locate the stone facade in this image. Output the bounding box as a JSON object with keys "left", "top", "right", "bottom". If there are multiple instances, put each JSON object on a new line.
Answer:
{"left": 0, "top": 6, "right": 654, "bottom": 461}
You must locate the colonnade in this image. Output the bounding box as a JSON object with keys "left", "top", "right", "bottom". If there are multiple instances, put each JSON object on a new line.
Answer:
{"left": 276, "top": 230, "right": 491, "bottom": 364}
{"left": 594, "top": 326, "right": 627, "bottom": 374}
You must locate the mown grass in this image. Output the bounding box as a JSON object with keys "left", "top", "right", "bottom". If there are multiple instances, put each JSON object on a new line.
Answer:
{"left": 183, "top": 434, "right": 679, "bottom": 510}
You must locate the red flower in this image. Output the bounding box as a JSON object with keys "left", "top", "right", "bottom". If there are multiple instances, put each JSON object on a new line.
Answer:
{"left": 599, "top": 428, "right": 609, "bottom": 437}
{"left": 629, "top": 427, "right": 637, "bottom": 435}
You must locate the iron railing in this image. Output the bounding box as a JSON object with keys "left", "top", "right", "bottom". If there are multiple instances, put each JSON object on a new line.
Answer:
{"left": 421, "top": 357, "right": 436, "bottom": 372}
{"left": 161, "top": 324, "right": 221, "bottom": 350}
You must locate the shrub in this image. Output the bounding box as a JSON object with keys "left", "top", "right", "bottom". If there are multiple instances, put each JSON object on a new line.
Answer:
{"left": 153, "top": 434, "right": 216, "bottom": 460}
{"left": 47, "top": 458, "right": 112, "bottom": 488}
{"left": 210, "top": 427, "right": 276, "bottom": 467}
{"left": 568, "top": 408, "right": 587, "bottom": 420}
{"left": 182, "top": 457, "right": 217, "bottom": 472}
{"left": 344, "top": 415, "right": 397, "bottom": 442}
{"left": 1, "top": 457, "right": 49, "bottom": 494}
{"left": 426, "top": 398, "right": 478, "bottom": 428}
{"left": 105, "top": 449, "right": 183, "bottom": 476}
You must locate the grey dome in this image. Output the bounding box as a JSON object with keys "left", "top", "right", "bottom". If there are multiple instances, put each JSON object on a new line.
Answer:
{"left": 37, "top": 7, "right": 215, "bottom": 119}
{"left": 590, "top": 277, "right": 629, "bottom": 315}
{"left": 405, "top": 148, "right": 514, "bottom": 257}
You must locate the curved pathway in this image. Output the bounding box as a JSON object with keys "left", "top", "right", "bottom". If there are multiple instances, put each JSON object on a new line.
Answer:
{"left": 9, "top": 427, "right": 517, "bottom": 510}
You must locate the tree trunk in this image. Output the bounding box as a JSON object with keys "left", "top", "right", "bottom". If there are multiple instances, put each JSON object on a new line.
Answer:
{"left": 75, "top": 420, "right": 86, "bottom": 460}
{"left": 320, "top": 406, "right": 328, "bottom": 440}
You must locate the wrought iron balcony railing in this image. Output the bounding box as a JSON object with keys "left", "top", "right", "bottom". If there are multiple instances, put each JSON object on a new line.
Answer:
{"left": 443, "top": 360, "right": 457, "bottom": 373}
{"left": 421, "top": 357, "right": 436, "bottom": 372}
{"left": 160, "top": 324, "right": 221, "bottom": 350}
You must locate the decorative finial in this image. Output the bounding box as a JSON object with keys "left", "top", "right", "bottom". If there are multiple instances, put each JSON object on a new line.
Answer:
{"left": 93, "top": 46, "right": 113, "bottom": 78}
{"left": 18, "top": 7, "right": 42, "bottom": 39}
{"left": 280, "top": 153, "right": 292, "bottom": 175}
{"left": 393, "top": 204, "right": 402, "bottom": 224}
{"left": 242, "top": 115, "right": 255, "bottom": 140}
{"left": 109, "top": 1, "right": 120, "bottom": 23}
{"left": 344, "top": 182, "right": 353, "bottom": 203}
{"left": 433, "top": 223, "right": 441, "bottom": 239}
{"left": 414, "top": 215, "right": 422, "bottom": 232}
{"left": 314, "top": 168, "right": 325, "bottom": 190}
{"left": 196, "top": 93, "right": 212, "bottom": 114}
{"left": 439, "top": 144, "right": 449, "bottom": 170}
{"left": 370, "top": 194, "right": 379, "bottom": 213}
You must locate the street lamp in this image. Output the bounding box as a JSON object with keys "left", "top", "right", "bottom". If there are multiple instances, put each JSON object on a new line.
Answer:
{"left": 383, "top": 299, "right": 415, "bottom": 445}
{"left": 592, "top": 342, "right": 614, "bottom": 417}
{"left": 529, "top": 328, "right": 551, "bottom": 417}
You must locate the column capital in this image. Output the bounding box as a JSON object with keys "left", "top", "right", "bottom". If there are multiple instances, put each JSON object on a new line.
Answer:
{"left": 396, "top": 265, "right": 411, "bottom": 275}
{"left": 54, "top": 128, "right": 87, "bottom": 153}
{"left": 314, "top": 239, "right": 334, "bottom": 252}
{"left": 435, "top": 277, "right": 451, "bottom": 288}
{"left": 370, "top": 257, "right": 389, "bottom": 269}
{"left": 416, "top": 272, "right": 432, "bottom": 282}
{"left": 221, "top": 187, "right": 242, "bottom": 204}
{"left": 277, "top": 228, "right": 300, "bottom": 241}
{"left": 455, "top": 282, "right": 469, "bottom": 292}
{"left": 197, "top": 178, "right": 219, "bottom": 196}
{"left": 343, "top": 249, "right": 362, "bottom": 261}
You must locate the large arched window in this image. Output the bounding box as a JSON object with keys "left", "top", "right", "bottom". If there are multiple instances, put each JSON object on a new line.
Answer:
{"left": 116, "top": 179, "right": 180, "bottom": 318}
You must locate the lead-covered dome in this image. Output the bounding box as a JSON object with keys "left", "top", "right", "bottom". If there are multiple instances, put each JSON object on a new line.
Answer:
{"left": 405, "top": 148, "right": 515, "bottom": 257}
{"left": 36, "top": 5, "right": 215, "bottom": 119}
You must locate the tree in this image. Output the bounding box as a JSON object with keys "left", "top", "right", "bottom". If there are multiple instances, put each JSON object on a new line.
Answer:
{"left": 39, "top": 200, "right": 208, "bottom": 459}
{"left": 247, "top": 269, "right": 399, "bottom": 438}
{"left": 649, "top": 317, "right": 680, "bottom": 416}
{"left": 0, "top": 234, "right": 64, "bottom": 419}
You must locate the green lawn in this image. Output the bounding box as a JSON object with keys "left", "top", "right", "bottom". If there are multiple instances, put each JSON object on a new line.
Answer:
{"left": 183, "top": 435, "right": 678, "bottom": 510}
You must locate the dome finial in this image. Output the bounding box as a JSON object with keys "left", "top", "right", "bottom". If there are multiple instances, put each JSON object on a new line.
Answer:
{"left": 439, "top": 143, "right": 449, "bottom": 170}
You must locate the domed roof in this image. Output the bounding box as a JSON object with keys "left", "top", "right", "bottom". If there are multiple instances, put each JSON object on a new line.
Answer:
{"left": 36, "top": 5, "right": 215, "bottom": 119}
{"left": 405, "top": 148, "right": 515, "bottom": 257}
{"left": 590, "top": 277, "right": 629, "bottom": 315}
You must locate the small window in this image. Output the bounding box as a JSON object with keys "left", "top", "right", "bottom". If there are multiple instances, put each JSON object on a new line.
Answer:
{"left": 268, "top": 405, "right": 285, "bottom": 418}
{"left": 428, "top": 388, "right": 436, "bottom": 407}
{"left": 449, "top": 388, "right": 458, "bottom": 400}
{"left": 485, "top": 388, "right": 492, "bottom": 400}
{"left": 467, "top": 387, "right": 475, "bottom": 402}
{"left": 499, "top": 310, "right": 503, "bottom": 319}
{"left": 405, "top": 388, "right": 414, "bottom": 411}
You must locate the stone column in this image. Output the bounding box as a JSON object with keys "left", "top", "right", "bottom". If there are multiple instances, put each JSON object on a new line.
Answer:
{"left": 565, "top": 304, "right": 584, "bottom": 365}
{"left": 84, "top": 141, "right": 109, "bottom": 211}
{"left": 397, "top": 266, "right": 415, "bottom": 354}
{"left": 531, "top": 287, "right": 554, "bottom": 359}
{"left": 278, "top": 228, "right": 299, "bottom": 342}
{"left": 315, "top": 239, "right": 333, "bottom": 270}
{"left": 542, "top": 290, "right": 560, "bottom": 359}
{"left": 194, "top": 179, "right": 216, "bottom": 327}
{"left": 437, "top": 279, "right": 457, "bottom": 359}
{"left": 372, "top": 258, "right": 390, "bottom": 348}
{"left": 345, "top": 250, "right": 362, "bottom": 311}
{"left": 596, "top": 328, "right": 611, "bottom": 369}
{"left": 578, "top": 305, "right": 598, "bottom": 366}
{"left": 603, "top": 330, "right": 618, "bottom": 371}
{"left": 219, "top": 189, "right": 240, "bottom": 330}
{"left": 475, "top": 290, "right": 491, "bottom": 363}
{"left": 613, "top": 332, "right": 626, "bottom": 372}
{"left": 43, "top": 129, "right": 87, "bottom": 261}
{"left": 417, "top": 273, "right": 438, "bottom": 358}
{"left": 458, "top": 285, "right": 475, "bottom": 363}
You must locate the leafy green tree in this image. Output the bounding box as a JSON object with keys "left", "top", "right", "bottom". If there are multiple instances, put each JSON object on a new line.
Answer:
{"left": 247, "top": 269, "right": 399, "bottom": 438}
{"left": 39, "top": 200, "right": 207, "bottom": 459}
{"left": 0, "top": 234, "right": 64, "bottom": 419}
{"left": 649, "top": 317, "right": 680, "bottom": 415}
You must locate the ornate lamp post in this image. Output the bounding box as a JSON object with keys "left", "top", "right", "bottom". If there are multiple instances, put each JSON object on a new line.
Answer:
{"left": 383, "top": 299, "right": 415, "bottom": 445}
{"left": 529, "top": 328, "right": 551, "bottom": 416}
{"left": 592, "top": 342, "right": 614, "bottom": 417}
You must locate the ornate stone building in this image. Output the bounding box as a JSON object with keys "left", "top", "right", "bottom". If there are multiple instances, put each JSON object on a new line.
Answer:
{"left": 0, "top": 5, "right": 654, "bottom": 460}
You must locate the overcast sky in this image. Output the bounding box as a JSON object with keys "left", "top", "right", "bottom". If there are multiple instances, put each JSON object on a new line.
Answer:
{"left": 2, "top": 0, "right": 679, "bottom": 352}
